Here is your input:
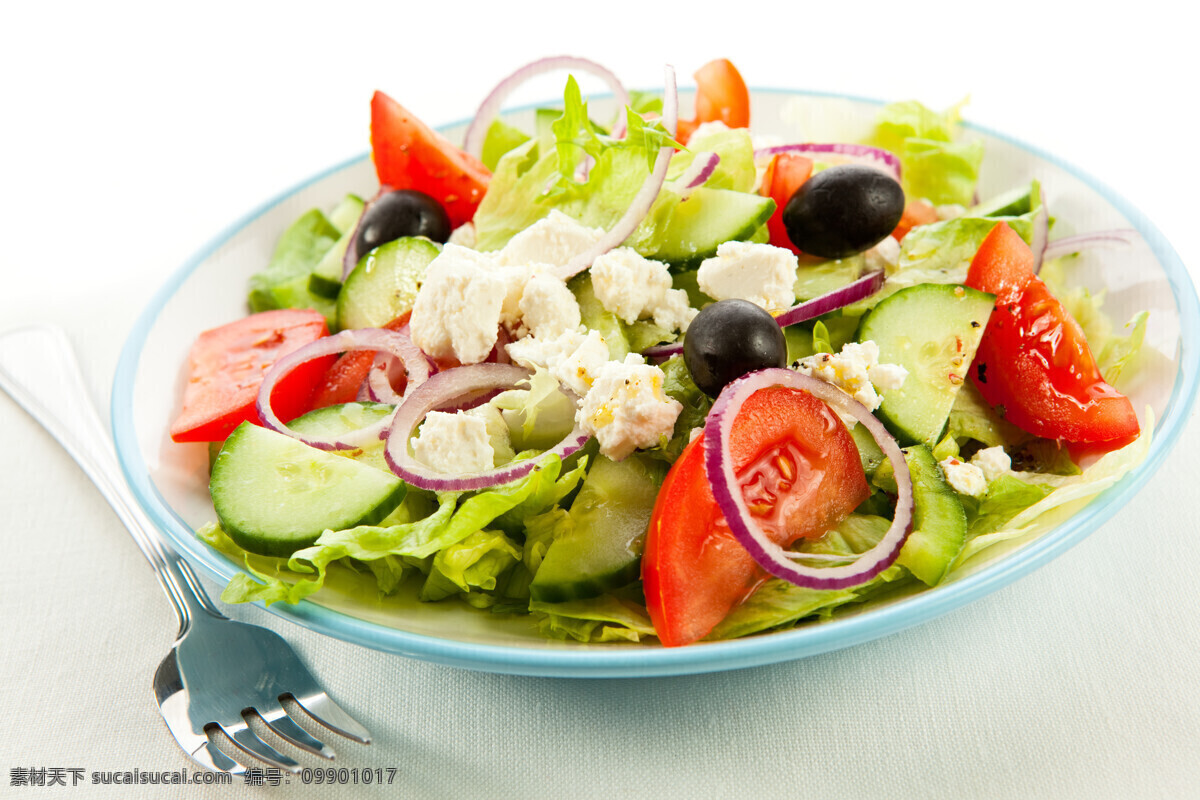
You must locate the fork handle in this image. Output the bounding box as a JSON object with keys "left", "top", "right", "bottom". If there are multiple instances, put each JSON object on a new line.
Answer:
{"left": 0, "top": 325, "right": 224, "bottom": 633}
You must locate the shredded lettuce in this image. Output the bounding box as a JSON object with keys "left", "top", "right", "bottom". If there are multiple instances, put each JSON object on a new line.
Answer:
{"left": 215, "top": 455, "right": 586, "bottom": 606}
{"left": 530, "top": 591, "right": 656, "bottom": 643}
{"left": 419, "top": 529, "right": 523, "bottom": 602}
{"left": 869, "top": 99, "right": 984, "bottom": 207}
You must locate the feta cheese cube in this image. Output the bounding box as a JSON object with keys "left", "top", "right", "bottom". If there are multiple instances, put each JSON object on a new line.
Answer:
{"left": 519, "top": 273, "right": 583, "bottom": 340}
{"left": 970, "top": 446, "right": 1012, "bottom": 482}
{"left": 555, "top": 329, "right": 611, "bottom": 397}
{"left": 697, "top": 240, "right": 798, "bottom": 312}
{"left": 652, "top": 288, "right": 698, "bottom": 333}
{"left": 939, "top": 456, "right": 987, "bottom": 497}
{"left": 864, "top": 235, "right": 901, "bottom": 272}
{"left": 412, "top": 410, "right": 495, "bottom": 474}
{"left": 495, "top": 210, "right": 604, "bottom": 268}
{"left": 589, "top": 247, "right": 674, "bottom": 325}
{"left": 464, "top": 403, "right": 515, "bottom": 466}
{"left": 793, "top": 340, "right": 907, "bottom": 413}
{"left": 576, "top": 355, "right": 682, "bottom": 461}
{"left": 409, "top": 244, "right": 505, "bottom": 364}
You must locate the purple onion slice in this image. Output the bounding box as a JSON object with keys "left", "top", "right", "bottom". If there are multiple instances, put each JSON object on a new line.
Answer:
{"left": 702, "top": 368, "right": 914, "bottom": 589}
{"left": 1042, "top": 229, "right": 1139, "bottom": 263}
{"left": 463, "top": 56, "right": 631, "bottom": 159}
{"left": 672, "top": 151, "right": 720, "bottom": 199}
{"left": 754, "top": 143, "right": 902, "bottom": 182}
{"left": 255, "top": 328, "right": 430, "bottom": 451}
{"left": 554, "top": 65, "right": 679, "bottom": 281}
{"left": 384, "top": 363, "right": 590, "bottom": 491}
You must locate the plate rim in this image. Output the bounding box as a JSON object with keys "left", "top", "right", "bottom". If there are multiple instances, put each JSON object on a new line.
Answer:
{"left": 110, "top": 87, "right": 1200, "bottom": 678}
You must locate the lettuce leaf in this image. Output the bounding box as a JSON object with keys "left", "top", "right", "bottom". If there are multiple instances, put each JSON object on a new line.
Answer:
{"left": 419, "top": 529, "right": 522, "bottom": 602}
{"left": 530, "top": 594, "right": 656, "bottom": 643}
{"left": 214, "top": 455, "right": 586, "bottom": 606}
{"left": 869, "top": 99, "right": 984, "bottom": 206}
{"left": 709, "top": 515, "right": 914, "bottom": 640}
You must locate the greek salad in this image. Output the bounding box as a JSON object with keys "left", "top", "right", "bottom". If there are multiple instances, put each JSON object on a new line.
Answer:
{"left": 172, "top": 57, "right": 1152, "bottom": 647}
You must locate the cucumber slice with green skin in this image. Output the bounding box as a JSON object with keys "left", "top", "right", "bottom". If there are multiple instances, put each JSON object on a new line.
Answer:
{"left": 895, "top": 445, "right": 967, "bottom": 586}
{"left": 336, "top": 236, "right": 440, "bottom": 331}
{"left": 211, "top": 422, "right": 406, "bottom": 557}
{"left": 308, "top": 195, "right": 366, "bottom": 299}
{"left": 857, "top": 283, "right": 995, "bottom": 446}
{"left": 529, "top": 454, "right": 667, "bottom": 603}
{"left": 328, "top": 194, "right": 365, "bottom": 234}
{"left": 641, "top": 187, "right": 775, "bottom": 269}
{"left": 286, "top": 402, "right": 394, "bottom": 473}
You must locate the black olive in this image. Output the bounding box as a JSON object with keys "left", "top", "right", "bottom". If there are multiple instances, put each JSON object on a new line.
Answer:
{"left": 684, "top": 300, "right": 787, "bottom": 398}
{"left": 355, "top": 189, "right": 452, "bottom": 254}
{"left": 782, "top": 164, "right": 905, "bottom": 258}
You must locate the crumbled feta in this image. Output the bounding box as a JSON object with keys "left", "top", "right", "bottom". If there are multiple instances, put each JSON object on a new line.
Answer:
{"left": 495, "top": 210, "right": 604, "bottom": 269}
{"left": 408, "top": 244, "right": 505, "bottom": 364}
{"left": 519, "top": 273, "right": 582, "bottom": 340}
{"left": 970, "top": 446, "right": 1012, "bottom": 482}
{"left": 464, "top": 403, "right": 515, "bottom": 466}
{"left": 652, "top": 288, "right": 698, "bottom": 333}
{"left": 412, "top": 410, "right": 495, "bottom": 474}
{"left": 939, "top": 456, "right": 987, "bottom": 497}
{"left": 576, "top": 354, "right": 682, "bottom": 461}
{"left": 589, "top": 247, "right": 674, "bottom": 325}
{"left": 505, "top": 329, "right": 611, "bottom": 398}
{"left": 697, "top": 241, "right": 798, "bottom": 312}
{"left": 555, "top": 329, "right": 611, "bottom": 397}
{"left": 447, "top": 221, "right": 476, "bottom": 248}
{"left": 864, "top": 235, "right": 901, "bottom": 272}
{"left": 793, "top": 340, "right": 908, "bottom": 413}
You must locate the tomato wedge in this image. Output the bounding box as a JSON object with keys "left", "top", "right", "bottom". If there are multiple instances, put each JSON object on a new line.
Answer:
{"left": 170, "top": 309, "right": 333, "bottom": 443}
{"left": 891, "top": 199, "right": 939, "bottom": 241}
{"left": 642, "top": 386, "right": 869, "bottom": 647}
{"left": 759, "top": 153, "right": 813, "bottom": 255}
{"left": 966, "top": 222, "right": 1139, "bottom": 447}
{"left": 370, "top": 91, "right": 491, "bottom": 229}
{"left": 309, "top": 313, "right": 411, "bottom": 409}
{"left": 676, "top": 59, "right": 751, "bottom": 144}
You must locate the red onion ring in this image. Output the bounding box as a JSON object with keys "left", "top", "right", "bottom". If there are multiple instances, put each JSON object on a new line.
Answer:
{"left": 1042, "top": 228, "right": 1139, "bottom": 263}
{"left": 384, "top": 363, "right": 590, "bottom": 491}
{"left": 367, "top": 353, "right": 406, "bottom": 404}
{"left": 754, "top": 144, "right": 902, "bottom": 182}
{"left": 702, "top": 368, "right": 914, "bottom": 589}
{"left": 463, "top": 56, "right": 631, "bottom": 160}
{"left": 642, "top": 271, "right": 886, "bottom": 361}
{"left": 255, "top": 328, "right": 430, "bottom": 451}
{"left": 1030, "top": 201, "right": 1050, "bottom": 274}
{"left": 554, "top": 65, "right": 679, "bottom": 281}
{"left": 672, "top": 151, "right": 720, "bottom": 199}
{"left": 342, "top": 185, "right": 393, "bottom": 282}
{"left": 773, "top": 270, "right": 885, "bottom": 327}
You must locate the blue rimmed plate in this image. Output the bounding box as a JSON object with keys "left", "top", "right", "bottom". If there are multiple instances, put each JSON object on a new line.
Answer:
{"left": 111, "top": 89, "right": 1198, "bottom": 677}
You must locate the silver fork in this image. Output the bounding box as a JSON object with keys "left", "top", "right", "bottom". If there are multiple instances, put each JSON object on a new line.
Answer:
{"left": 0, "top": 325, "right": 371, "bottom": 775}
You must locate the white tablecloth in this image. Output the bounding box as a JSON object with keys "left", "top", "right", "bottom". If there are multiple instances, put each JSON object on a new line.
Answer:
{"left": 4, "top": 3, "right": 1199, "bottom": 797}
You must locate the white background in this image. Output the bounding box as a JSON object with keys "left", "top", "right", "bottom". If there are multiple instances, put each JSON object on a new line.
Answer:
{"left": 2, "top": 2, "right": 1198, "bottom": 798}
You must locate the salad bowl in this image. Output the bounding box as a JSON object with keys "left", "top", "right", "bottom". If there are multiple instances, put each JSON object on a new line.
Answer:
{"left": 111, "top": 88, "right": 1198, "bottom": 678}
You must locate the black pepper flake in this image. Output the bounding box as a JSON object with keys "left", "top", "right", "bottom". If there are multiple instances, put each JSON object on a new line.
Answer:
{"left": 976, "top": 363, "right": 988, "bottom": 384}
{"left": 970, "top": 320, "right": 981, "bottom": 328}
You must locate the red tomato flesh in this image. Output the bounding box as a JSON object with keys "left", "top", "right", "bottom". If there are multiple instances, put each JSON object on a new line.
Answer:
{"left": 642, "top": 387, "right": 869, "bottom": 647}
{"left": 966, "top": 222, "right": 1139, "bottom": 447}
{"left": 676, "top": 59, "right": 751, "bottom": 144}
{"left": 759, "top": 153, "right": 813, "bottom": 255}
{"left": 309, "top": 313, "right": 412, "bottom": 410}
{"left": 370, "top": 91, "right": 491, "bottom": 229}
{"left": 170, "top": 309, "right": 333, "bottom": 443}
{"left": 891, "top": 199, "right": 939, "bottom": 241}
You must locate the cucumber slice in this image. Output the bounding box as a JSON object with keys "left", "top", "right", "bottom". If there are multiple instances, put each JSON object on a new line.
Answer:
{"left": 529, "top": 454, "right": 667, "bottom": 603}
{"left": 857, "top": 283, "right": 994, "bottom": 446}
{"left": 336, "top": 236, "right": 440, "bottom": 331}
{"left": 286, "top": 402, "right": 394, "bottom": 473}
{"left": 211, "top": 422, "right": 405, "bottom": 557}
{"left": 307, "top": 195, "right": 366, "bottom": 299}
{"left": 641, "top": 188, "right": 775, "bottom": 269}
{"left": 328, "top": 194, "right": 365, "bottom": 234}
{"left": 895, "top": 445, "right": 968, "bottom": 586}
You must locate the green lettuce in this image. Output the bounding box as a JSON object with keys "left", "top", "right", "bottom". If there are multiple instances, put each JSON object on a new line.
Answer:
{"left": 473, "top": 76, "right": 684, "bottom": 255}
{"left": 869, "top": 99, "right": 984, "bottom": 206}
{"left": 419, "top": 529, "right": 523, "bottom": 602}
{"left": 215, "top": 454, "right": 587, "bottom": 607}
{"left": 530, "top": 592, "right": 656, "bottom": 643}
{"left": 667, "top": 125, "right": 757, "bottom": 193}
{"left": 710, "top": 515, "right": 914, "bottom": 640}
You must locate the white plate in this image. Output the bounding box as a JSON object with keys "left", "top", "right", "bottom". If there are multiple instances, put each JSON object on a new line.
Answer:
{"left": 111, "top": 89, "right": 1198, "bottom": 677}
